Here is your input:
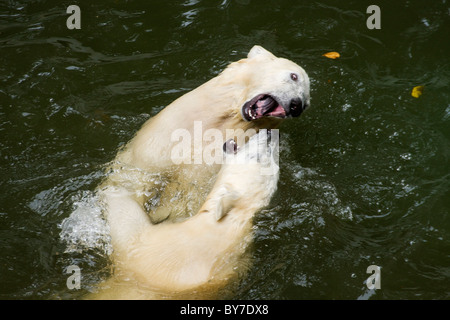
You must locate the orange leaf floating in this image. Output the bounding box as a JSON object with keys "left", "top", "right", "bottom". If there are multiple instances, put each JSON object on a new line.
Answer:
{"left": 411, "top": 86, "right": 424, "bottom": 98}
{"left": 323, "top": 52, "right": 340, "bottom": 59}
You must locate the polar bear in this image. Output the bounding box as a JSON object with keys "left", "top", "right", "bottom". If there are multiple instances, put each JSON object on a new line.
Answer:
{"left": 102, "top": 45, "right": 310, "bottom": 224}
{"left": 90, "top": 130, "right": 279, "bottom": 299}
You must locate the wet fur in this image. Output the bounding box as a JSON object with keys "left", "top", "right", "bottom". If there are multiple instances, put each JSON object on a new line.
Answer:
{"left": 89, "top": 46, "right": 309, "bottom": 299}
{"left": 89, "top": 133, "right": 278, "bottom": 299}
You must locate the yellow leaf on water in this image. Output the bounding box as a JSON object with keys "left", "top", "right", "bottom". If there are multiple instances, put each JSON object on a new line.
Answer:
{"left": 323, "top": 52, "right": 340, "bottom": 59}
{"left": 411, "top": 85, "right": 424, "bottom": 98}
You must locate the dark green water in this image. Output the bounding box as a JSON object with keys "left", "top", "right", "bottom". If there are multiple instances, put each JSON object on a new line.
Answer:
{"left": 1, "top": 0, "right": 449, "bottom": 299}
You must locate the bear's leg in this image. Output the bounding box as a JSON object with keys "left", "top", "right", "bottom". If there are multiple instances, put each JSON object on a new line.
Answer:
{"left": 100, "top": 186, "right": 151, "bottom": 252}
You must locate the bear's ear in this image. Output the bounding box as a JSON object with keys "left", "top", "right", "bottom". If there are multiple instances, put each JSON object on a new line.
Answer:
{"left": 247, "top": 45, "right": 276, "bottom": 60}
{"left": 214, "top": 187, "right": 239, "bottom": 221}
{"left": 199, "top": 186, "right": 239, "bottom": 221}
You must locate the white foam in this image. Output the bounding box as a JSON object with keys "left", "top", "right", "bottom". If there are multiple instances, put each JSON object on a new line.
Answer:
{"left": 59, "top": 191, "right": 112, "bottom": 256}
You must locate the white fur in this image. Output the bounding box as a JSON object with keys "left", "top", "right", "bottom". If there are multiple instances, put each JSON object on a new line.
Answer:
{"left": 89, "top": 46, "right": 310, "bottom": 299}
{"left": 89, "top": 132, "right": 278, "bottom": 299}
{"left": 102, "top": 45, "right": 309, "bottom": 224}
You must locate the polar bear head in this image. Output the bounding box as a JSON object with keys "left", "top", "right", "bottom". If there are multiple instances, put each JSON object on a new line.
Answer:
{"left": 200, "top": 129, "right": 280, "bottom": 221}
{"left": 219, "top": 45, "right": 310, "bottom": 128}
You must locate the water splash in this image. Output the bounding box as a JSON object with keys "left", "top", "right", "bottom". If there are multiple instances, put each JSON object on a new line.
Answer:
{"left": 59, "top": 191, "right": 112, "bottom": 256}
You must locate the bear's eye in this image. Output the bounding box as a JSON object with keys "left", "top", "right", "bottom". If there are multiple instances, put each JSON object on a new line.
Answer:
{"left": 290, "top": 73, "right": 298, "bottom": 81}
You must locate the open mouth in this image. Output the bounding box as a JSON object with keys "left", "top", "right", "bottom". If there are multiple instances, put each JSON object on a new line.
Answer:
{"left": 242, "top": 94, "right": 287, "bottom": 121}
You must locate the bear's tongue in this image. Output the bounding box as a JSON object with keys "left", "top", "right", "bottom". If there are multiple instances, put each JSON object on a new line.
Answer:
{"left": 265, "top": 104, "right": 286, "bottom": 117}
{"left": 255, "top": 96, "right": 286, "bottom": 117}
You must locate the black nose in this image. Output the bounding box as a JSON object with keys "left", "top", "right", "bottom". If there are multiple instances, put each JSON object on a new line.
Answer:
{"left": 223, "top": 139, "right": 238, "bottom": 154}
{"left": 289, "top": 98, "right": 304, "bottom": 117}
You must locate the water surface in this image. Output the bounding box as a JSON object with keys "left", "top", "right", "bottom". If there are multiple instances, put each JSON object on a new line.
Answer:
{"left": 1, "top": 0, "right": 449, "bottom": 299}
